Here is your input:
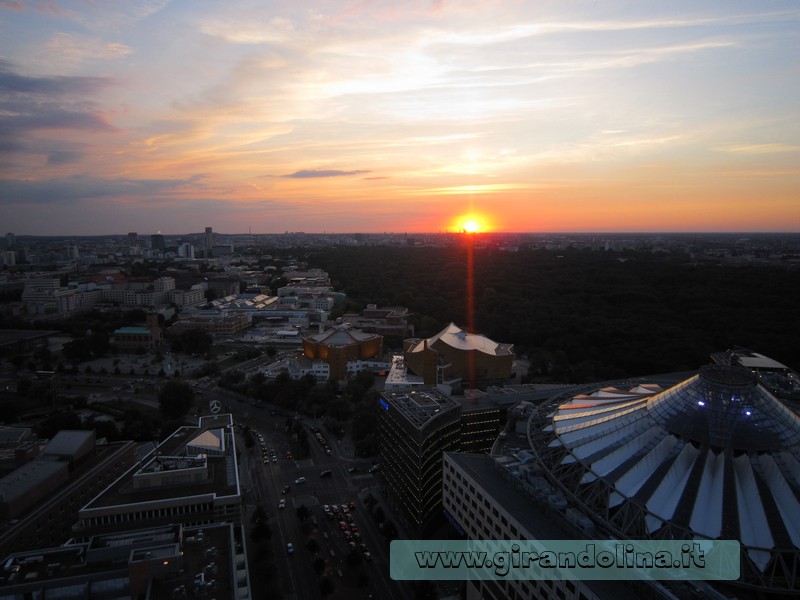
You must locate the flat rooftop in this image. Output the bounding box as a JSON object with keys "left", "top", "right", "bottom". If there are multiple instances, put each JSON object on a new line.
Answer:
{"left": 382, "top": 388, "right": 460, "bottom": 429}
{"left": 1, "top": 524, "right": 237, "bottom": 599}
{"left": 445, "top": 453, "right": 643, "bottom": 600}
{"left": 82, "top": 416, "right": 237, "bottom": 510}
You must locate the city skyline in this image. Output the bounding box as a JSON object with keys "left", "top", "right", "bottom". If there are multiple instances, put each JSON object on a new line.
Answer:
{"left": 1, "top": 1, "right": 799, "bottom": 235}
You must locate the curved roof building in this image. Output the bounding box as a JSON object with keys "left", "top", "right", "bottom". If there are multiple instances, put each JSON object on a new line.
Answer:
{"left": 527, "top": 365, "right": 800, "bottom": 594}
{"left": 302, "top": 324, "right": 383, "bottom": 380}
{"left": 404, "top": 323, "right": 514, "bottom": 386}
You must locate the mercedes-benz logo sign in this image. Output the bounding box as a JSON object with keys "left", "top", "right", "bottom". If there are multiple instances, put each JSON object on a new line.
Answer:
{"left": 209, "top": 400, "right": 222, "bottom": 414}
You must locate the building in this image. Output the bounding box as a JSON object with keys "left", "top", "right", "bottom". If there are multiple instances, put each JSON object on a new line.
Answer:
{"left": 178, "top": 242, "right": 195, "bottom": 259}
{"left": 712, "top": 346, "right": 800, "bottom": 400}
{"left": 150, "top": 233, "right": 165, "bottom": 251}
{"left": 73, "top": 414, "right": 242, "bottom": 539}
{"left": 378, "top": 389, "right": 462, "bottom": 534}
{"left": 0, "top": 522, "right": 250, "bottom": 600}
{"left": 0, "top": 432, "right": 137, "bottom": 559}
{"left": 338, "top": 304, "right": 412, "bottom": 337}
{"left": 302, "top": 324, "right": 383, "bottom": 380}
{"left": 442, "top": 453, "right": 646, "bottom": 600}
{"left": 167, "top": 313, "right": 250, "bottom": 338}
{"left": 205, "top": 226, "right": 213, "bottom": 253}
{"left": 111, "top": 313, "right": 163, "bottom": 351}
{"left": 377, "top": 387, "right": 503, "bottom": 534}
{"left": 404, "top": 322, "right": 514, "bottom": 387}
{"left": 445, "top": 363, "right": 800, "bottom": 598}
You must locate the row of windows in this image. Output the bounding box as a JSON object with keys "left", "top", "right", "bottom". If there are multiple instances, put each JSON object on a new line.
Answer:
{"left": 90, "top": 502, "right": 213, "bottom": 527}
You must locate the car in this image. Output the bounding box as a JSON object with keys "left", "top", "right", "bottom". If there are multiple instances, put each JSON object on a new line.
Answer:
{"left": 340, "top": 504, "right": 348, "bottom": 513}
{"left": 363, "top": 551, "right": 372, "bottom": 561}
{"left": 322, "top": 505, "right": 330, "bottom": 512}
{"left": 320, "top": 470, "right": 332, "bottom": 478}
{"left": 368, "top": 464, "right": 381, "bottom": 473}
{"left": 281, "top": 485, "right": 290, "bottom": 494}
{"left": 347, "top": 467, "right": 359, "bottom": 473}
{"left": 287, "top": 543, "right": 294, "bottom": 555}
{"left": 325, "top": 449, "right": 332, "bottom": 456}
{"left": 348, "top": 502, "right": 356, "bottom": 510}
{"left": 294, "top": 477, "right": 306, "bottom": 484}
{"left": 272, "top": 457, "right": 277, "bottom": 463}
{"left": 339, "top": 521, "right": 348, "bottom": 531}
{"left": 278, "top": 499, "right": 286, "bottom": 509}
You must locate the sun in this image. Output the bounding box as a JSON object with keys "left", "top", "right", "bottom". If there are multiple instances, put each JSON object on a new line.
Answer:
{"left": 456, "top": 214, "right": 488, "bottom": 234}
{"left": 462, "top": 219, "right": 481, "bottom": 233}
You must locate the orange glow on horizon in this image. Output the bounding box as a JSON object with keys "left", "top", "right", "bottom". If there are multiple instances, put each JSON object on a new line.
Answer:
{"left": 453, "top": 214, "right": 491, "bottom": 234}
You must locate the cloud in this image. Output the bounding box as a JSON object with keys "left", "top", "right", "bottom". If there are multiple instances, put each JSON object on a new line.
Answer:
{"left": 283, "top": 169, "right": 371, "bottom": 178}
{"left": 0, "top": 60, "right": 117, "bottom": 157}
{"left": 0, "top": 174, "right": 200, "bottom": 205}
{"left": 46, "top": 150, "right": 84, "bottom": 165}
{"left": 715, "top": 143, "right": 800, "bottom": 155}
{"left": 0, "top": 59, "right": 111, "bottom": 95}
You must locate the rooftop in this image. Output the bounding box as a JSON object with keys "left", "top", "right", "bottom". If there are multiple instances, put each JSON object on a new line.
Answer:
{"left": 407, "top": 322, "right": 513, "bottom": 356}
{"left": 82, "top": 415, "right": 238, "bottom": 511}
{"left": 381, "top": 388, "right": 460, "bottom": 429}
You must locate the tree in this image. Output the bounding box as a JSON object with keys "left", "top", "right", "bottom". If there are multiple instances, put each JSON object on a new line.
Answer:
{"left": 306, "top": 539, "right": 320, "bottom": 554}
{"left": 383, "top": 520, "right": 398, "bottom": 540}
{"left": 295, "top": 504, "right": 310, "bottom": 521}
{"left": 346, "top": 549, "right": 362, "bottom": 567}
{"left": 37, "top": 411, "right": 81, "bottom": 438}
{"left": 157, "top": 380, "right": 195, "bottom": 420}
{"left": 313, "top": 556, "right": 326, "bottom": 575}
{"left": 319, "top": 577, "right": 335, "bottom": 597}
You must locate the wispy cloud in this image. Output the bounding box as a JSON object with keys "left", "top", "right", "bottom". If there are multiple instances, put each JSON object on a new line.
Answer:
{"left": 282, "top": 169, "right": 371, "bottom": 178}
{"left": 0, "top": 60, "right": 117, "bottom": 160}
{"left": 715, "top": 143, "right": 800, "bottom": 154}
{"left": 0, "top": 174, "right": 200, "bottom": 204}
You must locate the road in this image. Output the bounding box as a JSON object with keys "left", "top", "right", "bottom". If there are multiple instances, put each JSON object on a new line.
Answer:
{"left": 222, "top": 389, "right": 411, "bottom": 600}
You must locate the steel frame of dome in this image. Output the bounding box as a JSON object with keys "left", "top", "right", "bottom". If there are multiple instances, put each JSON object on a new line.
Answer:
{"left": 526, "top": 366, "right": 800, "bottom": 594}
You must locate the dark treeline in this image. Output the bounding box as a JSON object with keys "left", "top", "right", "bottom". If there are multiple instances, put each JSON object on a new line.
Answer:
{"left": 311, "top": 245, "right": 800, "bottom": 382}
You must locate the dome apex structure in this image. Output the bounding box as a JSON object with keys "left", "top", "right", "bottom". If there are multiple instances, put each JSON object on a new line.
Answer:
{"left": 527, "top": 366, "right": 800, "bottom": 594}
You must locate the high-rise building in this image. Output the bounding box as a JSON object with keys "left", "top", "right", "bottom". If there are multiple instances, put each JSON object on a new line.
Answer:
{"left": 5, "top": 232, "right": 14, "bottom": 249}
{"left": 205, "top": 227, "right": 213, "bottom": 253}
{"left": 378, "top": 388, "right": 462, "bottom": 534}
{"left": 178, "top": 242, "right": 195, "bottom": 259}
{"left": 378, "top": 387, "right": 503, "bottom": 535}
{"left": 150, "top": 233, "right": 165, "bottom": 251}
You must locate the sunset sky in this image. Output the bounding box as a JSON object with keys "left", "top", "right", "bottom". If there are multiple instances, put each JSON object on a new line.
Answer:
{"left": 1, "top": 1, "right": 799, "bottom": 235}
